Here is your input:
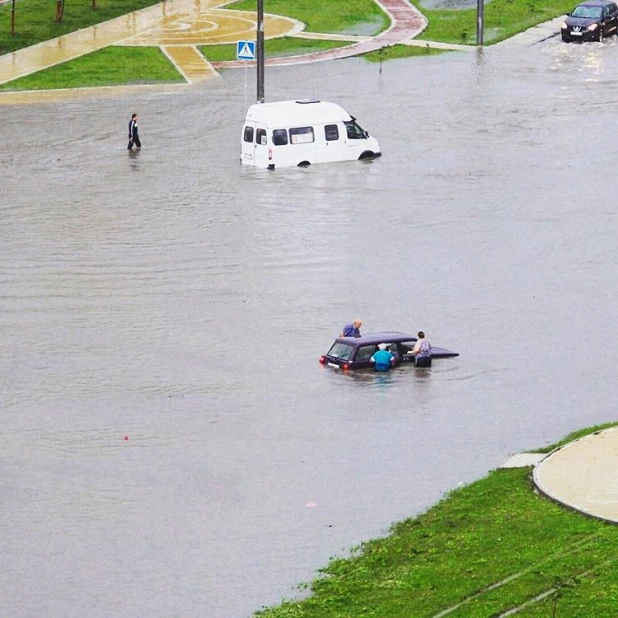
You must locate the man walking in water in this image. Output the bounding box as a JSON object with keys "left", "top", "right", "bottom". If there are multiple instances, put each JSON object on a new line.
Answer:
{"left": 128, "top": 113, "right": 141, "bottom": 151}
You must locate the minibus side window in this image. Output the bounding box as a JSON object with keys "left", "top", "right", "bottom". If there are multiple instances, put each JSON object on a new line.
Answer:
{"left": 272, "top": 129, "right": 288, "bottom": 146}
{"left": 325, "top": 124, "right": 339, "bottom": 141}
{"left": 289, "top": 126, "right": 315, "bottom": 144}
{"left": 244, "top": 126, "right": 254, "bottom": 142}
{"left": 256, "top": 128, "right": 267, "bottom": 145}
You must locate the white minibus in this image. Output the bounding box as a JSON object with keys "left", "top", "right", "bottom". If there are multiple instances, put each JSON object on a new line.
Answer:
{"left": 240, "top": 99, "right": 381, "bottom": 170}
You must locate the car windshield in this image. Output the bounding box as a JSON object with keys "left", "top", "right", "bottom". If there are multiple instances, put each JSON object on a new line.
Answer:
{"left": 571, "top": 5, "right": 602, "bottom": 18}
{"left": 327, "top": 342, "right": 353, "bottom": 360}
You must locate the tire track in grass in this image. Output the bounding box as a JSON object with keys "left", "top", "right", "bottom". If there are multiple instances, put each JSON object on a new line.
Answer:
{"left": 431, "top": 533, "right": 601, "bottom": 618}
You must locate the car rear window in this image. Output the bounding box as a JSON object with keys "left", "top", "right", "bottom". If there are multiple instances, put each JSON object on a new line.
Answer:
{"left": 327, "top": 342, "right": 353, "bottom": 360}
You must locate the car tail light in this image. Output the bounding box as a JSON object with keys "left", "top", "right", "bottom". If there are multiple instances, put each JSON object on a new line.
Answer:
{"left": 319, "top": 356, "right": 326, "bottom": 364}
{"left": 342, "top": 363, "right": 350, "bottom": 371}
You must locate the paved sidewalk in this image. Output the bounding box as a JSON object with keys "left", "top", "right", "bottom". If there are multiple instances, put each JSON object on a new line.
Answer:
{"left": 496, "top": 16, "right": 563, "bottom": 46}
{"left": 533, "top": 426, "right": 618, "bottom": 523}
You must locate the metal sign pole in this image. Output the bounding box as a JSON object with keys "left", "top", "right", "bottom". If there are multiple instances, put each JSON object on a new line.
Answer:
{"left": 256, "top": 0, "right": 265, "bottom": 103}
{"left": 244, "top": 64, "right": 248, "bottom": 110}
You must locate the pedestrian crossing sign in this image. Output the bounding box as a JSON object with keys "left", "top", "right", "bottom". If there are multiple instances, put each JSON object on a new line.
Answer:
{"left": 236, "top": 40, "right": 256, "bottom": 61}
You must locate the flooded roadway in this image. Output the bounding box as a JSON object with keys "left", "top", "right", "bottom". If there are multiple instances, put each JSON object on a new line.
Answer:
{"left": 2, "top": 35, "right": 618, "bottom": 618}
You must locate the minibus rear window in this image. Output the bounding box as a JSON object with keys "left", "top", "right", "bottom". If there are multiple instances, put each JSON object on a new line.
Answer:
{"left": 325, "top": 124, "right": 339, "bottom": 141}
{"left": 256, "top": 128, "right": 267, "bottom": 145}
{"left": 273, "top": 129, "right": 288, "bottom": 146}
{"left": 243, "top": 126, "right": 254, "bottom": 142}
{"left": 289, "top": 126, "right": 314, "bottom": 144}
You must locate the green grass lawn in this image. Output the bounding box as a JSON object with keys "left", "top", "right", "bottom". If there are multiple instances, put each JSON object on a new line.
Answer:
{"left": 0, "top": 46, "right": 183, "bottom": 91}
{"left": 0, "top": 0, "right": 164, "bottom": 55}
{"left": 253, "top": 423, "right": 618, "bottom": 618}
{"left": 200, "top": 36, "right": 348, "bottom": 62}
{"left": 226, "top": 0, "right": 390, "bottom": 35}
{"left": 362, "top": 43, "right": 448, "bottom": 62}
{"left": 416, "top": 0, "right": 573, "bottom": 45}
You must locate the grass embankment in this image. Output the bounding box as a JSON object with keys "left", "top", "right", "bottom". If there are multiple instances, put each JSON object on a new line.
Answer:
{"left": 254, "top": 423, "right": 618, "bottom": 618}
{"left": 0, "top": 0, "right": 162, "bottom": 55}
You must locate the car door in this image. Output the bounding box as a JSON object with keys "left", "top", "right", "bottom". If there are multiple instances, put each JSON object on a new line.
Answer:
{"left": 607, "top": 2, "right": 618, "bottom": 32}
{"left": 400, "top": 341, "right": 418, "bottom": 363}
{"left": 352, "top": 344, "right": 379, "bottom": 368}
{"left": 387, "top": 343, "right": 403, "bottom": 366}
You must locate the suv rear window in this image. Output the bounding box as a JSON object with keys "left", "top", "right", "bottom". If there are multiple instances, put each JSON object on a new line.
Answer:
{"left": 327, "top": 342, "right": 353, "bottom": 360}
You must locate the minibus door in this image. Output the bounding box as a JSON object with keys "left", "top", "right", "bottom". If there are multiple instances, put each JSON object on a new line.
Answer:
{"left": 322, "top": 123, "right": 346, "bottom": 162}
{"left": 344, "top": 120, "right": 368, "bottom": 156}
{"left": 254, "top": 125, "right": 270, "bottom": 168}
{"left": 241, "top": 122, "right": 256, "bottom": 164}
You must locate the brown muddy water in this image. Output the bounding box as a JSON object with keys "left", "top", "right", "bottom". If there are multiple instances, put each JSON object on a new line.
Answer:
{"left": 2, "top": 36, "right": 618, "bottom": 618}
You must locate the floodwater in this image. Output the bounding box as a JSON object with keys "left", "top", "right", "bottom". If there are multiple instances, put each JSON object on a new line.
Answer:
{"left": 2, "top": 36, "right": 618, "bottom": 618}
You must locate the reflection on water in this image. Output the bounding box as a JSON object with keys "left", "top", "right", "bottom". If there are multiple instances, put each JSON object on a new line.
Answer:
{"left": 3, "top": 39, "right": 618, "bottom": 618}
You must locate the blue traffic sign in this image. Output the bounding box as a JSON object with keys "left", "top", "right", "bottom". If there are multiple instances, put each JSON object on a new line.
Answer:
{"left": 236, "top": 40, "right": 256, "bottom": 61}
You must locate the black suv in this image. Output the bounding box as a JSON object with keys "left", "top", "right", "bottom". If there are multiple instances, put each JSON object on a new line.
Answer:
{"left": 561, "top": 0, "right": 618, "bottom": 41}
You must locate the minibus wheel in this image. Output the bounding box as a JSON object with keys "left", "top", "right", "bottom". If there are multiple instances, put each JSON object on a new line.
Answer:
{"left": 298, "top": 161, "right": 311, "bottom": 167}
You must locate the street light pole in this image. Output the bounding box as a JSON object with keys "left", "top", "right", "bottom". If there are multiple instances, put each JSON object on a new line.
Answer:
{"left": 256, "top": 0, "right": 265, "bottom": 103}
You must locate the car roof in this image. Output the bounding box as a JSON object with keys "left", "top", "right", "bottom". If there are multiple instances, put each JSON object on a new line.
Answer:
{"left": 335, "top": 331, "right": 416, "bottom": 345}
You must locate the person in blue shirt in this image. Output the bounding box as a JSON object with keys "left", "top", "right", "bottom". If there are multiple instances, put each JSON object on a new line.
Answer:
{"left": 371, "top": 343, "right": 394, "bottom": 372}
{"left": 340, "top": 318, "right": 362, "bottom": 338}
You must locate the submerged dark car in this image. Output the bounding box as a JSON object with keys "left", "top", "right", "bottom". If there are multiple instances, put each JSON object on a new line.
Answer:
{"left": 561, "top": 0, "right": 618, "bottom": 41}
{"left": 319, "top": 331, "right": 459, "bottom": 371}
